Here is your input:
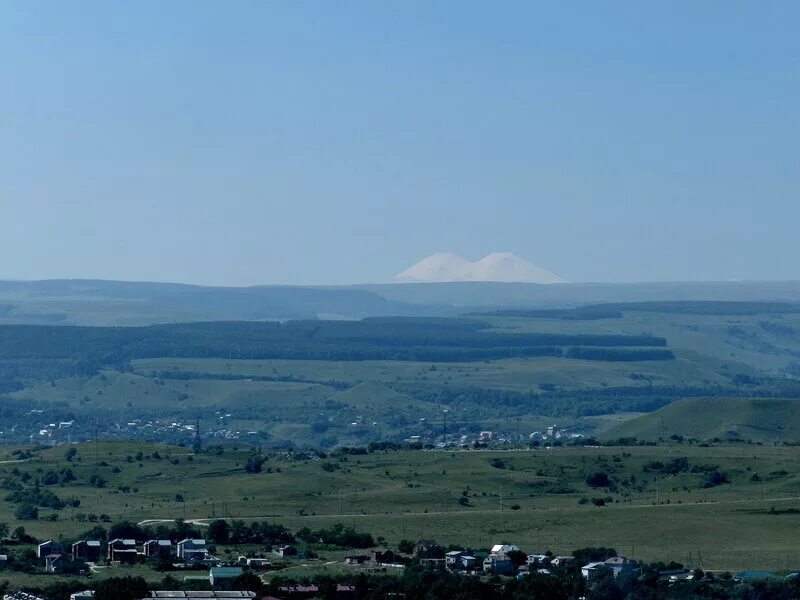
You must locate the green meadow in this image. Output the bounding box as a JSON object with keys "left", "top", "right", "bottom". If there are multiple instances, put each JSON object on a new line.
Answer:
{"left": 2, "top": 442, "right": 800, "bottom": 572}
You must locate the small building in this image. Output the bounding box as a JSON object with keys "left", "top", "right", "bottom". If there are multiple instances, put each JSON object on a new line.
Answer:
{"left": 551, "top": 556, "right": 575, "bottom": 567}
{"left": 483, "top": 554, "right": 513, "bottom": 576}
{"left": 37, "top": 540, "right": 62, "bottom": 559}
{"left": 582, "top": 561, "right": 609, "bottom": 581}
{"left": 371, "top": 549, "right": 395, "bottom": 564}
{"left": 108, "top": 538, "right": 138, "bottom": 563}
{"left": 72, "top": 540, "right": 102, "bottom": 562}
{"left": 277, "top": 544, "right": 298, "bottom": 558}
{"left": 70, "top": 593, "right": 94, "bottom": 600}
{"left": 209, "top": 566, "right": 243, "bottom": 585}
{"left": 176, "top": 539, "right": 208, "bottom": 562}
{"left": 45, "top": 553, "right": 68, "bottom": 573}
{"left": 142, "top": 539, "right": 172, "bottom": 560}
{"left": 414, "top": 540, "right": 443, "bottom": 558}
{"left": 418, "top": 558, "right": 446, "bottom": 570}
{"left": 345, "top": 555, "right": 369, "bottom": 565}
{"left": 244, "top": 557, "right": 272, "bottom": 568}
{"left": 604, "top": 556, "right": 638, "bottom": 578}
{"left": 460, "top": 555, "right": 478, "bottom": 570}
{"left": 491, "top": 544, "right": 519, "bottom": 555}
{"left": 445, "top": 550, "right": 465, "bottom": 569}
{"left": 527, "top": 554, "right": 550, "bottom": 567}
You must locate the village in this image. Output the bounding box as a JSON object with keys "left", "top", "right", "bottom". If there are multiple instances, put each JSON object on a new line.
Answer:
{"left": 0, "top": 523, "right": 791, "bottom": 600}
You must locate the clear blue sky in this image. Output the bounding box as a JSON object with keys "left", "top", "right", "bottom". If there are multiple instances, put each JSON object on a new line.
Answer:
{"left": 1, "top": 1, "right": 798, "bottom": 285}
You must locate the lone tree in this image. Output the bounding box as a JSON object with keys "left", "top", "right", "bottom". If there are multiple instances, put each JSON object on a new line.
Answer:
{"left": 208, "top": 519, "right": 231, "bottom": 545}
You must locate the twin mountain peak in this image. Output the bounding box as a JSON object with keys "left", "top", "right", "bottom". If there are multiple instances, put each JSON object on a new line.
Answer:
{"left": 394, "top": 252, "right": 566, "bottom": 284}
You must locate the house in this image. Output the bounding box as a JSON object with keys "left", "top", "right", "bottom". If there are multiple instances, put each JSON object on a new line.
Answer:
{"left": 371, "top": 549, "right": 395, "bottom": 564}
{"left": 176, "top": 539, "right": 208, "bottom": 562}
{"left": 37, "top": 540, "right": 62, "bottom": 559}
{"left": 0, "top": 555, "right": 7, "bottom": 568}
{"left": 209, "top": 566, "right": 243, "bottom": 585}
{"left": 414, "top": 540, "right": 443, "bottom": 558}
{"left": 72, "top": 540, "right": 102, "bottom": 562}
{"left": 604, "top": 556, "right": 638, "bottom": 578}
{"left": 483, "top": 554, "right": 513, "bottom": 576}
{"left": 244, "top": 557, "right": 272, "bottom": 568}
{"left": 445, "top": 550, "right": 465, "bottom": 569}
{"left": 582, "top": 561, "right": 609, "bottom": 581}
{"left": 45, "top": 553, "right": 68, "bottom": 573}
{"left": 460, "top": 555, "right": 478, "bottom": 570}
{"left": 108, "top": 538, "right": 138, "bottom": 563}
{"left": 418, "top": 558, "right": 447, "bottom": 570}
{"left": 277, "top": 544, "right": 298, "bottom": 558}
{"left": 551, "top": 556, "right": 575, "bottom": 567}
{"left": 491, "top": 544, "right": 519, "bottom": 555}
{"left": 142, "top": 539, "right": 172, "bottom": 560}
{"left": 527, "top": 554, "right": 550, "bottom": 567}
{"left": 70, "top": 593, "right": 94, "bottom": 600}
{"left": 345, "top": 555, "right": 369, "bottom": 565}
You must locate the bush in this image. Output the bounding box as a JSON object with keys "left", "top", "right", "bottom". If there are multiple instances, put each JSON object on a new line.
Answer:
{"left": 702, "top": 470, "right": 730, "bottom": 488}
{"left": 14, "top": 504, "right": 38, "bottom": 520}
{"left": 586, "top": 472, "right": 611, "bottom": 487}
{"left": 245, "top": 456, "right": 265, "bottom": 473}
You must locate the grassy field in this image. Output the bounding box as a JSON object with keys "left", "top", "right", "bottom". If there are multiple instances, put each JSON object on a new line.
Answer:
{"left": 2, "top": 442, "right": 800, "bottom": 573}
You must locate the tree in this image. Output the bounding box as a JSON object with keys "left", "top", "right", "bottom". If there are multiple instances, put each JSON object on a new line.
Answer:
{"left": 0, "top": 522, "right": 9, "bottom": 541}
{"left": 208, "top": 519, "right": 230, "bottom": 545}
{"left": 232, "top": 571, "right": 264, "bottom": 593}
{"left": 64, "top": 447, "right": 77, "bottom": 462}
{"left": 93, "top": 576, "right": 149, "bottom": 600}
{"left": 108, "top": 521, "right": 143, "bottom": 540}
{"left": 245, "top": 456, "right": 265, "bottom": 473}
{"left": 398, "top": 539, "right": 415, "bottom": 554}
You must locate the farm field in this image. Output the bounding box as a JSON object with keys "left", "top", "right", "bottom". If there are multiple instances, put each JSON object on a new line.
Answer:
{"left": 2, "top": 442, "right": 800, "bottom": 573}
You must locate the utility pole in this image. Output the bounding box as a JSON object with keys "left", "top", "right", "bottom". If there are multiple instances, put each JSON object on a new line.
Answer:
{"left": 442, "top": 409, "right": 448, "bottom": 445}
{"left": 500, "top": 482, "right": 504, "bottom": 512}
{"left": 193, "top": 416, "right": 202, "bottom": 454}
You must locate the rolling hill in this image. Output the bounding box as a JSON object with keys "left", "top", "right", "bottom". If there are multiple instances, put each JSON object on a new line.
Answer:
{"left": 605, "top": 396, "right": 800, "bottom": 442}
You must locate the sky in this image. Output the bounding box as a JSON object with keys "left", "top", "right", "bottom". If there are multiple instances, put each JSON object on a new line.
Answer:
{"left": 1, "top": 1, "right": 798, "bottom": 286}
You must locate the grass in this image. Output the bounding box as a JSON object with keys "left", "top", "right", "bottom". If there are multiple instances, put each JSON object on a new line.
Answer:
{"left": 606, "top": 397, "right": 800, "bottom": 443}
{"left": 1, "top": 442, "right": 800, "bottom": 573}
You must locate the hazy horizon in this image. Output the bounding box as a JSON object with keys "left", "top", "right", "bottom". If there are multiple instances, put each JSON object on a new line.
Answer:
{"left": 2, "top": 2, "right": 799, "bottom": 286}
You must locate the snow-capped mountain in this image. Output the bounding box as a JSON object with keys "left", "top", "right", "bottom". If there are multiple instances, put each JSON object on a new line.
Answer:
{"left": 394, "top": 252, "right": 566, "bottom": 284}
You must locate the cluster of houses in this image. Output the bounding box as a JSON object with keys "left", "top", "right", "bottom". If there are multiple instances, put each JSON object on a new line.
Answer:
{"left": 404, "top": 424, "right": 587, "bottom": 448}
{"left": 408, "top": 540, "right": 638, "bottom": 580}
{"left": 36, "top": 537, "right": 216, "bottom": 572}
{"left": 4, "top": 593, "right": 258, "bottom": 600}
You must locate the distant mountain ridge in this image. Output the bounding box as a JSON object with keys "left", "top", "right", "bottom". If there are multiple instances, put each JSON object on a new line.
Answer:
{"left": 394, "top": 252, "right": 566, "bottom": 284}
{"left": 6, "top": 278, "right": 800, "bottom": 326}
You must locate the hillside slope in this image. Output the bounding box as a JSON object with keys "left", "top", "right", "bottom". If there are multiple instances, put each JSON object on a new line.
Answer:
{"left": 605, "top": 396, "right": 800, "bottom": 442}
